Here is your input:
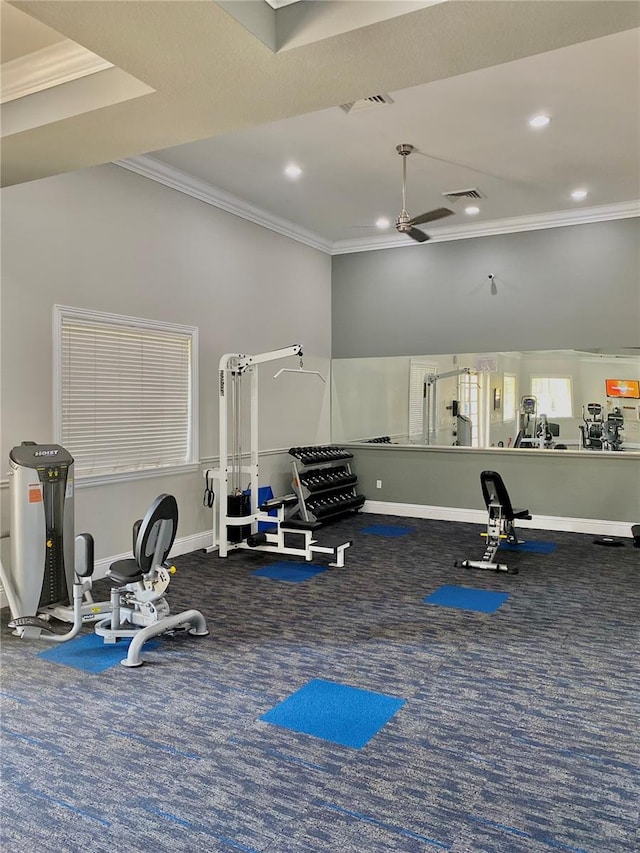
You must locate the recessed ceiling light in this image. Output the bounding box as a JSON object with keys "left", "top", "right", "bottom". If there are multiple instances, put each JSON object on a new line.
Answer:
{"left": 375, "top": 217, "right": 390, "bottom": 229}
{"left": 571, "top": 188, "right": 588, "bottom": 201}
{"left": 465, "top": 206, "right": 480, "bottom": 215}
{"left": 284, "top": 164, "right": 302, "bottom": 179}
{"left": 528, "top": 114, "right": 551, "bottom": 129}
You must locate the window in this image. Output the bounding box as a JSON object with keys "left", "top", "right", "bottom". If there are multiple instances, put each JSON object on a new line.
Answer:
{"left": 530, "top": 376, "right": 572, "bottom": 418}
{"left": 503, "top": 374, "right": 516, "bottom": 421}
{"left": 54, "top": 306, "right": 198, "bottom": 480}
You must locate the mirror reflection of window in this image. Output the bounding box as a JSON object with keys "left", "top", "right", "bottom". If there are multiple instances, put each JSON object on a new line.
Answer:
{"left": 458, "top": 373, "right": 481, "bottom": 447}
{"left": 503, "top": 374, "right": 517, "bottom": 421}
{"left": 530, "top": 376, "right": 573, "bottom": 418}
{"left": 408, "top": 359, "right": 437, "bottom": 441}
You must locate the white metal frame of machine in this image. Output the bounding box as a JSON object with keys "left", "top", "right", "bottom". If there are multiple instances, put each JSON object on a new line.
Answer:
{"left": 204, "top": 345, "right": 351, "bottom": 567}
{"left": 423, "top": 367, "right": 472, "bottom": 445}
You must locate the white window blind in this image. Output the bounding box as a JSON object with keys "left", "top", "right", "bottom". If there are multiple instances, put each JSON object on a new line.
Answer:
{"left": 55, "top": 306, "right": 198, "bottom": 478}
{"left": 408, "top": 360, "right": 437, "bottom": 439}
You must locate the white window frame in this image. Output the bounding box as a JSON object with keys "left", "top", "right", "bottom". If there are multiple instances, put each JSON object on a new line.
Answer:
{"left": 53, "top": 305, "right": 199, "bottom": 485}
{"left": 530, "top": 375, "right": 573, "bottom": 419}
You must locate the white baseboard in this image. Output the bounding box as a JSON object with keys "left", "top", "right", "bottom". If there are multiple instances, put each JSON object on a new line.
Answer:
{"left": 363, "top": 500, "right": 634, "bottom": 538}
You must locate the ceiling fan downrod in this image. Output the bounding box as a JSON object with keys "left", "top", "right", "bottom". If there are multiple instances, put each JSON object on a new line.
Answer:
{"left": 396, "top": 143, "right": 414, "bottom": 230}
{"left": 393, "top": 143, "right": 454, "bottom": 242}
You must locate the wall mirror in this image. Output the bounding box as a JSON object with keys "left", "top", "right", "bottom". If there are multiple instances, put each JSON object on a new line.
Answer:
{"left": 331, "top": 349, "right": 640, "bottom": 453}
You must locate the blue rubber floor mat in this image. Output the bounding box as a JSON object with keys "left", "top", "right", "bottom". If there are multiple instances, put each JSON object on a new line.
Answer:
{"left": 500, "top": 540, "right": 557, "bottom": 554}
{"left": 252, "top": 562, "right": 326, "bottom": 582}
{"left": 261, "top": 678, "right": 406, "bottom": 749}
{"left": 360, "top": 525, "right": 413, "bottom": 538}
{"left": 37, "top": 632, "right": 161, "bottom": 673}
{"left": 424, "top": 585, "right": 509, "bottom": 614}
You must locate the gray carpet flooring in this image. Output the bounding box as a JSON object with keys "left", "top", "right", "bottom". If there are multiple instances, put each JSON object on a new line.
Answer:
{"left": 1, "top": 514, "right": 638, "bottom": 852}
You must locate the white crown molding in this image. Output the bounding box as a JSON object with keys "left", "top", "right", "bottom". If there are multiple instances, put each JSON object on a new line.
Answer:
{"left": 113, "top": 155, "right": 639, "bottom": 256}
{"left": 331, "top": 200, "right": 640, "bottom": 254}
{"left": 113, "top": 155, "right": 333, "bottom": 254}
{"left": 1, "top": 39, "right": 113, "bottom": 105}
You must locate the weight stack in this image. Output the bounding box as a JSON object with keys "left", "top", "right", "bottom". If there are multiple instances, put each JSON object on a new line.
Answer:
{"left": 227, "top": 493, "right": 251, "bottom": 543}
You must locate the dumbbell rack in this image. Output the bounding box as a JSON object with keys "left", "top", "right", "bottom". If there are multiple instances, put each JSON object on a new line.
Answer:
{"left": 288, "top": 446, "right": 366, "bottom": 526}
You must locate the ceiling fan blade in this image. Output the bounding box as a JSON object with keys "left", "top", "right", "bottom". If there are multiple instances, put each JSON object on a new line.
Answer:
{"left": 408, "top": 207, "right": 454, "bottom": 227}
{"left": 406, "top": 227, "right": 429, "bottom": 243}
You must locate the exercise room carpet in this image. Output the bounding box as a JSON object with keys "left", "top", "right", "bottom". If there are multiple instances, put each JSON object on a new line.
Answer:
{"left": 1, "top": 515, "right": 638, "bottom": 853}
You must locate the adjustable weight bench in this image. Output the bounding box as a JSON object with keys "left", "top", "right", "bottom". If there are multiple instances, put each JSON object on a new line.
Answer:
{"left": 455, "top": 470, "right": 531, "bottom": 575}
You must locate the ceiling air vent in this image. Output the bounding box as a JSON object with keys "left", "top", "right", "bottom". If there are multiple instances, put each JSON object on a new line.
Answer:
{"left": 442, "top": 187, "right": 485, "bottom": 201}
{"left": 340, "top": 94, "right": 394, "bottom": 114}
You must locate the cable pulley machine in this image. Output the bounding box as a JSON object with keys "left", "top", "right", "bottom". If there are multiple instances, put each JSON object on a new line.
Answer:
{"left": 424, "top": 367, "right": 474, "bottom": 445}
{"left": 204, "top": 345, "right": 352, "bottom": 567}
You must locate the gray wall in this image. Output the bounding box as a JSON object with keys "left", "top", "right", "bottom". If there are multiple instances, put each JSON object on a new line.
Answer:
{"left": 2, "top": 169, "right": 638, "bottom": 561}
{"left": 349, "top": 444, "right": 640, "bottom": 524}
{"left": 1, "top": 164, "right": 332, "bottom": 560}
{"left": 332, "top": 218, "right": 640, "bottom": 527}
{"left": 331, "top": 219, "right": 640, "bottom": 358}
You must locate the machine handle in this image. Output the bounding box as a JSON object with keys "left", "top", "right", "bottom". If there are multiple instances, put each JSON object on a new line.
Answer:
{"left": 74, "top": 532, "right": 95, "bottom": 578}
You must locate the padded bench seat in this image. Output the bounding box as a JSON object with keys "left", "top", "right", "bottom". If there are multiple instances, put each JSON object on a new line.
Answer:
{"left": 259, "top": 494, "right": 298, "bottom": 512}
{"left": 280, "top": 518, "right": 324, "bottom": 532}
{"left": 108, "top": 557, "right": 145, "bottom": 584}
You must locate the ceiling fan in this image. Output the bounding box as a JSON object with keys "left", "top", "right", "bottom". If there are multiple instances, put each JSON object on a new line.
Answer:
{"left": 395, "top": 144, "right": 454, "bottom": 242}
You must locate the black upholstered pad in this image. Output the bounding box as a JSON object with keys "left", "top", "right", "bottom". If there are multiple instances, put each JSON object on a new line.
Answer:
{"left": 134, "top": 494, "right": 178, "bottom": 573}
{"left": 109, "top": 558, "right": 144, "bottom": 585}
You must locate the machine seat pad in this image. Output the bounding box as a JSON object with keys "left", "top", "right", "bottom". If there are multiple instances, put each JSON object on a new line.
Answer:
{"left": 260, "top": 494, "right": 298, "bottom": 511}
{"left": 109, "top": 558, "right": 144, "bottom": 584}
{"left": 281, "top": 518, "right": 324, "bottom": 532}
{"left": 513, "top": 508, "right": 532, "bottom": 520}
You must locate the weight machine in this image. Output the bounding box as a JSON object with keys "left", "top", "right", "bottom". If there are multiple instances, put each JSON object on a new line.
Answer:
{"left": 2, "top": 442, "right": 208, "bottom": 666}
{"left": 423, "top": 367, "right": 473, "bottom": 445}
{"left": 205, "top": 345, "right": 352, "bottom": 567}
{"left": 514, "top": 396, "right": 559, "bottom": 449}
{"left": 579, "top": 403, "right": 624, "bottom": 451}
{"left": 1, "top": 442, "right": 106, "bottom": 641}
{"left": 602, "top": 407, "right": 624, "bottom": 451}
{"left": 94, "top": 493, "right": 208, "bottom": 667}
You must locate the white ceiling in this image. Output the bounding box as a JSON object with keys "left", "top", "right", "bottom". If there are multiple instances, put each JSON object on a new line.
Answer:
{"left": 149, "top": 27, "right": 640, "bottom": 247}
{"left": 2, "top": 1, "right": 639, "bottom": 252}
{"left": 0, "top": 0, "right": 63, "bottom": 62}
